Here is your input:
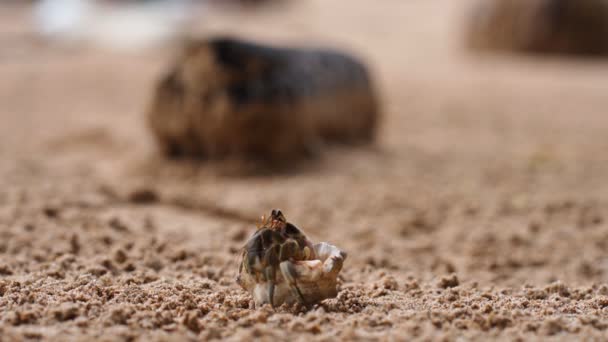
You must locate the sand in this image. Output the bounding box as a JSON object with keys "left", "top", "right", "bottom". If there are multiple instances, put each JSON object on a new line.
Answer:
{"left": 1, "top": 0, "right": 608, "bottom": 340}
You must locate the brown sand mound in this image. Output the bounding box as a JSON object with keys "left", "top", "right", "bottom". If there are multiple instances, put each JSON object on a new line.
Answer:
{"left": 147, "top": 37, "right": 379, "bottom": 166}
{"left": 466, "top": 0, "right": 608, "bottom": 56}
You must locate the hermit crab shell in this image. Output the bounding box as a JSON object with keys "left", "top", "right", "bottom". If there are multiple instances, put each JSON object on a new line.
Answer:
{"left": 238, "top": 242, "right": 347, "bottom": 307}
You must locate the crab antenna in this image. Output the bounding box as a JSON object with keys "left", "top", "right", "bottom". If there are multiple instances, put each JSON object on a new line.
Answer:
{"left": 257, "top": 215, "right": 266, "bottom": 229}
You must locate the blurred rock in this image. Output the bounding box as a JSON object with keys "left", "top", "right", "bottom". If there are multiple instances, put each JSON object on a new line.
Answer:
{"left": 466, "top": 0, "right": 608, "bottom": 56}
{"left": 147, "top": 37, "right": 379, "bottom": 167}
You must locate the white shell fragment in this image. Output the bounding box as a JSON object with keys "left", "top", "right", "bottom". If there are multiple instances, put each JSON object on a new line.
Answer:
{"left": 238, "top": 242, "right": 347, "bottom": 307}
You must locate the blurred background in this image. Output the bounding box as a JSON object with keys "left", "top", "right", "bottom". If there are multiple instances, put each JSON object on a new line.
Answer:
{"left": 2, "top": 0, "right": 608, "bottom": 338}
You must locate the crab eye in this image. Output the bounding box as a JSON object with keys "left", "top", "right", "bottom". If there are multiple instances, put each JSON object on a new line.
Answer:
{"left": 269, "top": 209, "right": 287, "bottom": 224}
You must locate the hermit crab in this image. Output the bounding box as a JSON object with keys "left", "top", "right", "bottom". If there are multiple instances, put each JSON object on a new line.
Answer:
{"left": 237, "top": 209, "right": 347, "bottom": 308}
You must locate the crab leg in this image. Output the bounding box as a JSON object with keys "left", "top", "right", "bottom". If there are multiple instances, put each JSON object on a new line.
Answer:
{"left": 278, "top": 241, "right": 307, "bottom": 305}
{"left": 279, "top": 261, "right": 307, "bottom": 305}
{"left": 264, "top": 266, "right": 277, "bottom": 307}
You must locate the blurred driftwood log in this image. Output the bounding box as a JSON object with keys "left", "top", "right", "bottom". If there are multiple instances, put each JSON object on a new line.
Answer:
{"left": 466, "top": 0, "right": 608, "bottom": 56}
{"left": 148, "top": 37, "right": 379, "bottom": 165}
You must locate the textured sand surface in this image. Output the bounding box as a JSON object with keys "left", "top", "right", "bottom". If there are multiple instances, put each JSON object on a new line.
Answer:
{"left": 2, "top": 1, "right": 608, "bottom": 340}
